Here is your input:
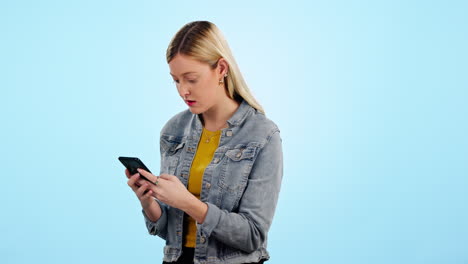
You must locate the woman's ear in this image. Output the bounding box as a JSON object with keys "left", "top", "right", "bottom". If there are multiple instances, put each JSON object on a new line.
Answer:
{"left": 217, "top": 58, "right": 229, "bottom": 76}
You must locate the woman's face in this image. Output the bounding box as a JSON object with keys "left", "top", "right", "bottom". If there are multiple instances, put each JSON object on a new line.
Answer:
{"left": 168, "top": 53, "right": 226, "bottom": 114}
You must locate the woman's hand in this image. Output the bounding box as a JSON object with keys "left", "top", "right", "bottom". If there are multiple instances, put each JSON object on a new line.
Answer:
{"left": 125, "top": 169, "right": 156, "bottom": 209}
{"left": 136, "top": 168, "right": 193, "bottom": 210}
{"left": 135, "top": 168, "right": 208, "bottom": 224}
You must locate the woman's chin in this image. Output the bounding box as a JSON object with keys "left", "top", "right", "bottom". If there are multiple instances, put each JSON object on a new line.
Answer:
{"left": 188, "top": 106, "right": 203, "bottom": 114}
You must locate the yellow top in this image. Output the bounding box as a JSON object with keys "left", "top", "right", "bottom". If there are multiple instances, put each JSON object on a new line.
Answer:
{"left": 183, "top": 127, "right": 221, "bottom": 248}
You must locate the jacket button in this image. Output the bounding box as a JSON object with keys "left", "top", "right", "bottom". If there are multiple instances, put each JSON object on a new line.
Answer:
{"left": 226, "top": 131, "right": 233, "bottom": 137}
{"left": 206, "top": 183, "right": 211, "bottom": 189}
{"left": 200, "top": 236, "right": 206, "bottom": 243}
{"left": 236, "top": 152, "right": 242, "bottom": 158}
{"left": 213, "top": 158, "right": 219, "bottom": 164}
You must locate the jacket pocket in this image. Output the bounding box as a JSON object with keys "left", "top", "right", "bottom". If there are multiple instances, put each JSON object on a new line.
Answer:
{"left": 160, "top": 135, "right": 185, "bottom": 175}
{"left": 217, "top": 143, "right": 261, "bottom": 211}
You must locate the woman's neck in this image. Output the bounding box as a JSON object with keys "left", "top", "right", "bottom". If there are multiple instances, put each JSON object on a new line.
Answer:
{"left": 201, "top": 97, "right": 240, "bottom": 132}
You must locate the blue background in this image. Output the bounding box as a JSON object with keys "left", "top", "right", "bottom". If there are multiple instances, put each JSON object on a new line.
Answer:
{"left": 1, "top": 0, "right": 467, "bottom": 263}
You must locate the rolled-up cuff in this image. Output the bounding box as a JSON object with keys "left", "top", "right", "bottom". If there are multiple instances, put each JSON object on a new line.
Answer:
{"left": 196, "top": 202, "right": 221, "bottom": 238}
{"left": 141, "top": 199, "right": 167, "bottom": 237}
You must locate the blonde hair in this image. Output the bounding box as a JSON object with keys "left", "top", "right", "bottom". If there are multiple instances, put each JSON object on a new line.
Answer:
{"left": 166, "top": 21, "right": 264, "bottom": 114}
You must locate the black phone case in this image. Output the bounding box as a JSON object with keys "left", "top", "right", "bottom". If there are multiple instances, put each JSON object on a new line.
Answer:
{"left": 118, "top": 156, "right": 153, "bottom": 183}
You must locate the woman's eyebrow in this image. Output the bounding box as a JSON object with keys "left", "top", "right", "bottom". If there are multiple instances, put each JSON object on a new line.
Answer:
{"left": 170, "top": 72, "right": 197, "bottom": 77}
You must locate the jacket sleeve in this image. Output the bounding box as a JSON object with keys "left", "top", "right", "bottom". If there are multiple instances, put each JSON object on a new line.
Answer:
{"left": 141, "top": 198, "right": 169, "bottom": 240}
{"left": 196, "top": 129, "right": 283, "bottom": 253}
{"left": 141, "top": 134, "right": 171, "bottom": 240}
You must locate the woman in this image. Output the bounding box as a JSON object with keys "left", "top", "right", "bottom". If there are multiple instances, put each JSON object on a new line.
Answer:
{"left": 125, "top": 21, "right": 283, "bottom": 264}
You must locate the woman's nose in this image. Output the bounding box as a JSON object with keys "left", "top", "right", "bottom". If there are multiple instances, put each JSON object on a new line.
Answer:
{"left": 178, "top": 84, "right": 190, "bottom": 97}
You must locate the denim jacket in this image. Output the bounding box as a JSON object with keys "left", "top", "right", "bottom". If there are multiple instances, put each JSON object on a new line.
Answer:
{"left": 141, "top": 99, "right": 283, "bottom": 264}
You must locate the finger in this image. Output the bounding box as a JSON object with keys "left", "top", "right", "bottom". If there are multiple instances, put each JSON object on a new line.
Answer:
{"left": 137, "top": 168, "right": 158, "bottom": 184}
{"left": 136, "top": 183, "right": 149, "bottom": 198}
{"left": 142, "top": 184, "right": 157, "bottom": 198}
{"left": 136, "top": 184, "right": 149, "bottom": 198}
{"left": 134, "top": 173, "right": 146, "bottom": 187}
{"left": 138, "top": 179, "right": 156, "bottom": 189}
{"left": 125, "top": 169, "right": 131, "bottom": 178}
{"left": 142, "top": 189, "right": 153, "bottom": 200}
{"left": 136, "top": 179, "right": 148, "bottom": 186}
{"left": 127, "top": 173, "right": 140, "bottom": 190}
{"left": 146, "top": 175, "right": 163, "bottom": 186}
{"left": 128, "top": 172, "right": 140, "bottom": 184}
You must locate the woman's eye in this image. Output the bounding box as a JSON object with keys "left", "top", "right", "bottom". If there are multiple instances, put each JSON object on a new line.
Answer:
{"left": 172, "top": 79, "right": 196, "bottom": 84}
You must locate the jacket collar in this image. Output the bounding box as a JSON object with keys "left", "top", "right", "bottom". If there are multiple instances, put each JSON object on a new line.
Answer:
{"left": 227, "top": 99, "right": 252, "bottom": 127}
{"left": 195, "top": 99, "right": 252, "bottom": 130}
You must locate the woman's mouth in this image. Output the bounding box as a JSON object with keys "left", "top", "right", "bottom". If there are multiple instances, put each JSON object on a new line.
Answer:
{"left": 185, "top": 100, "right": 196, "bottom": 106}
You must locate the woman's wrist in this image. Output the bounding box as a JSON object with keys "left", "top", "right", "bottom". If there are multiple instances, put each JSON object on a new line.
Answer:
{"left": 182, "top": 195, "right": 208, "bottom": 224}
{"left": 142, "top": 199, "right": 162, "bottom": 222}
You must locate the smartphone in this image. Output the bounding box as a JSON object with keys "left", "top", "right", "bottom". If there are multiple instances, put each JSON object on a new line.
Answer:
{"left": 118, "top": 156, "right": 154, "bottom": 184}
